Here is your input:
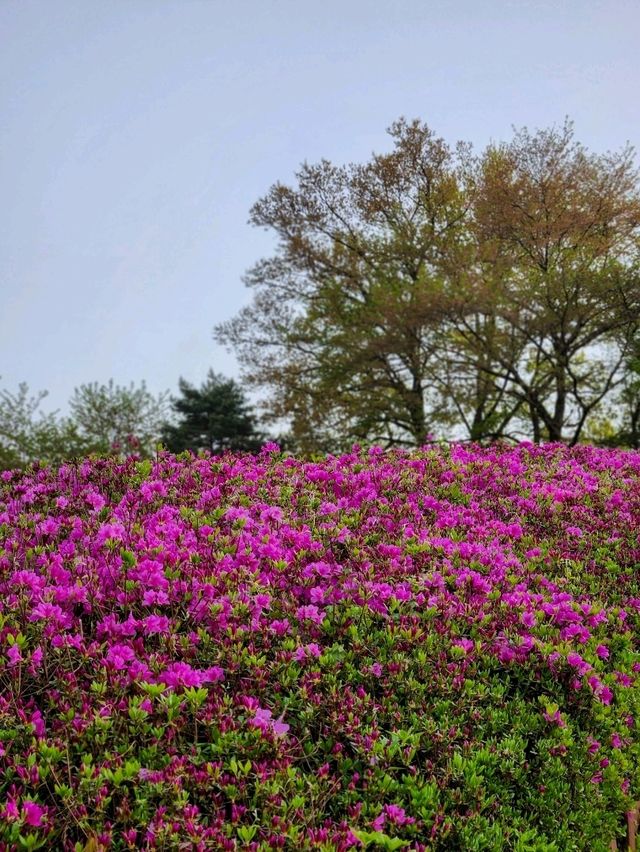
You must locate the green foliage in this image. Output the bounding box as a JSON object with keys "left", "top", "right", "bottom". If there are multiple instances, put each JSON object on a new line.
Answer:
{"left": 0, "top": 446, "right": 639, "bottom": 848}
{"left": 68, "top": 379, "right": 170, "bottom": 456}
{"left": 0, "top": 377, "right": 170, "bottom": 469}
{"left": 216, "top": 117, "right": 640, "bottom": 450}
{"left": 0, "top": 378, "right": 91, "bottom": 469}
{"left": 160, "top": 369, "right": 265, "bottom": 454}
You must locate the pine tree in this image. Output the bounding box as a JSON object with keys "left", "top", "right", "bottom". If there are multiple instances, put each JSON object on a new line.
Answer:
{"left": 161, "top": 371, "right": 265, "bottom": 454}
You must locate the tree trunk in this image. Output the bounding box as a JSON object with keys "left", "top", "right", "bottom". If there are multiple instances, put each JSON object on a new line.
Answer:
{"left": 408, "top": 376, "right": 427, "bottom": 445}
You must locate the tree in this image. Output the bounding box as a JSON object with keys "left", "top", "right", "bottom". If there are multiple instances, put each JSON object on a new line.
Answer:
{"left": 589, "top": 329, "right": 640, "bottom": 448}
{"left": 0, "top": 380, "right": 55, "bottom": 468}
{"left": 215, "top": 119, "right": 477, "bottom": 450}
{"left": 160, "top": 370, "right": 265, "bottom": 454}
{"left": 0, "top": 379, "right": 90, "bottom": 469}
{"left": 619, "top": 337, "right": 640, "bottom": 448}
{"left": 216, "top": 118, "right": 640, "bottom": 448}
{"left": 68, "top": 379, "right": 170, "bottom": 457}
{"left": 459, "top": 120, "right": 640, "bottom": 444}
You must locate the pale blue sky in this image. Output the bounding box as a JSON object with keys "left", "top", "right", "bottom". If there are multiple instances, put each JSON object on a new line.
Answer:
{"left": 1, "top": 0, "right": 639, "bottom": 413}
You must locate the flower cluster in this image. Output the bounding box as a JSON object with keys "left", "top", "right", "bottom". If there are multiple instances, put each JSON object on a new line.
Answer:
{"left": 0, "top": 442, "right": 638, "bottom": 849}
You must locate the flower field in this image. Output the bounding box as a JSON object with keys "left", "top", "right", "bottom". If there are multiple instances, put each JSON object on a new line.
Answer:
{"left": 0, "top": 442, "right": 639, "bottom": 851}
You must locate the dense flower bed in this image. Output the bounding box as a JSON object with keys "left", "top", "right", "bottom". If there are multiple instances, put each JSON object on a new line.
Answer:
{"left": 0, "top": 443, "right": 639, "bottom": 851}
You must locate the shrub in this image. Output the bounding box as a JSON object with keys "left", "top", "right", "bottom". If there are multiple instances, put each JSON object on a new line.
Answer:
{"left": 0, "top": 442, "right": 638, "bottom": 850}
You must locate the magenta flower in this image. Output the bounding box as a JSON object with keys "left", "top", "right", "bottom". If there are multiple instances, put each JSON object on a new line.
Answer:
{"left": 543, "top": 709, "right": 566, "bottom": 727}
{"left": 269, "top": 618, "right": 290, "bottom": 635}
{"left": 372, "top": 804, "right": 416, "bottom": 831}
{"left": 309, "top": 586, "right": 326, "bottom": 604}
{"left": 22, "top": 801, "right": 45, "bottom": 827}
{"left": 599, "top": 687, "right": 614, "bottom": 705}
{"left": 104, "top": 643, "right": 136, "bottom": 671}
{"left": 271, "top": 715, "right": 290, "bottom": 737}
{"left": 86, "top": 491, "right": 106, "bottom": 511}
{"left": 248, "top": 706, "right": 289, "bottom": 738}
{"left": 159, "top": 662, "right": 223, "bottom": 689}
{"left": 204, "top": 666, "right": 224, "bottom": 683}
{"left": 385, "top": 804, "right": 415, "bottom": 826}
{"left": 296, "top": 604, "right": 325, "bottom": 625}
{"left": 6, "top": 645, "right": 22, "bottom": 666}
{"left": 30, "top": 710, "right": 46, "bottom": 738}
{"left": 566, "top": 652, "right": 591, "bottom": 675}
{"left": 141, "top": 614, "right": 171, "bottom": 635}
{"left": 453, "top": 639, "right": 474, "bottom": 654}
{"left": 497, "top": 644, "right": 516, "bottom": 664}
{"left": 587, "top": 738, "right": 601, "bottom": 754}
{"left": 295, "top": 642, "right": 322, "bottom": 661}
{"left": 3, "top": 796, "right": 19, "bottom": 821}
{"left": 371, "top": 813, "right": 386, "bottom": 832}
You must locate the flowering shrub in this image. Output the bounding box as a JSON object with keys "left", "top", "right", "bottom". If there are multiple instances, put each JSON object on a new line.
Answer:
{"left": 0, "top": 442, "right": 639, "bottom": 850}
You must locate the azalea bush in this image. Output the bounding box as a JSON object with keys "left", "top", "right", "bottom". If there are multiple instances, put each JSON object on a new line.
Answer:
{"left": 0, "top": 442, "right": 639, "bottom": 851}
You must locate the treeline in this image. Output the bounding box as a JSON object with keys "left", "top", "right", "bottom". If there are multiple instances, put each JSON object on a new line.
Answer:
{"left": 215, "top": 118, "right": 640, "bottom": 451}
{"left": 7, "top": 118, "right": 640, "bottom": 466}
{"left": 0, "top": 372, "right": 266, "bottom": 470}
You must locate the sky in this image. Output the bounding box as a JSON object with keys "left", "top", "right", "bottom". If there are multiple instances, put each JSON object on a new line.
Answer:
{"left": 1, "top": 0, "right": 639, "bottom": 415}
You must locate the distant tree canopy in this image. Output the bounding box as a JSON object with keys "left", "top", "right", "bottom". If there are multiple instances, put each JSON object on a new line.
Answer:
{"left": 215, "top": 118, "right": 640, "bottom": 450}
{"left": 160, "top": 370, "right": 265, "bottom": 454}
{"left": 0, "top": 378, "right": 169, "bottom": 470}
{"left": 69, "top": 379, "right": 170, "bottom": 456}
{"left": 0, "top": 371, "right": 267, "bottom": 470}
{"left": 0, "top": 380, "right": 74, "bottom": 470}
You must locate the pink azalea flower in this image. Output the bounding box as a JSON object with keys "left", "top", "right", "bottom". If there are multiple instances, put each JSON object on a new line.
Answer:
{"left": 599, "top": 686, "right": 614, "bottom": 705}
{"left": 3, "top": 797, "right": 19, "bottom": 821}
{"left": 309, "top": 586, "right": 326, "bottom": 604}
{"left": 453, "top": 639, "right": 474, "bottom": 654}
{"left": 22, "top": 801, "right": 45, "bottom": 827}
{"left": 6, "top": 645, "right": 22, "bottom": 666}
{"left": 271, "top": 715, "right": 290, "bottom": 737}
{"left": 248, "top": 706, "right": 289, "bottom": 738}
{"left": 566, "top": 652, "right": 591, "bottom": 675}
{"left": 104, "top": 643, "right": 136, "bottom": 670}
{"left": 296, "top": 605, "right": 325, "bottom": 625}
{"left": 385, "top": 804, "right": 415, "bottom": 826}
{"left": 30, "top": 710, "right": 45, "bottom": 738}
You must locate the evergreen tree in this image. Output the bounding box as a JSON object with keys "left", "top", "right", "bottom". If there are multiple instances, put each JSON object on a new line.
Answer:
{"left": 161, "top": 371, "right": 265, "bottom": 454}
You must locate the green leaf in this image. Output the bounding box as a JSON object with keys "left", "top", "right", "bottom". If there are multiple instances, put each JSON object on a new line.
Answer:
{"left": 237, "top": 825, "right": 258, "bottom": 842}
